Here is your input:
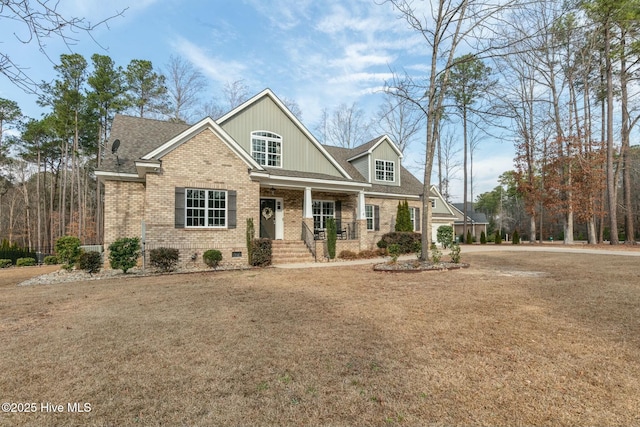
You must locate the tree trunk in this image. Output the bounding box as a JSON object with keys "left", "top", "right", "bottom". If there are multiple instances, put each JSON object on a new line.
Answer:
{"left": 605, "top": 22, "right": 619, "bottom": 244}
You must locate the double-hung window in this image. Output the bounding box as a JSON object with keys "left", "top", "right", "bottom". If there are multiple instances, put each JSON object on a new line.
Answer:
{"left": 186, "top": 189, "right": 227, "bottom": 227}
{"left": 375, "top": 160, "right": 395, "bottom": 182}
{"left": 312, "top": 201, "right": 334, "bottom": 230}
{"left": 409, "top": 207, "right": 421, "bottom": 232}
{"left": 365, "top": 205, "right": 374, "bottom": 231}
{"left": 251, "top": 131, "right": 282, "bottom": 167}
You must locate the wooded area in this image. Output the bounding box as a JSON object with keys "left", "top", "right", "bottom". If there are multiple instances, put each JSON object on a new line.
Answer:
{"left": 0, "top": 0, "right": 639, "bottom": 255}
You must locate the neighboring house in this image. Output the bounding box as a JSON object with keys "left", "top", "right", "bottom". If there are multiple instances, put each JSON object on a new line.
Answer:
{"left": 96, "top": 89, "right": 456, "bottom": 265}
{"left": 452, "top": 203, "right": 489, "bottom": 242}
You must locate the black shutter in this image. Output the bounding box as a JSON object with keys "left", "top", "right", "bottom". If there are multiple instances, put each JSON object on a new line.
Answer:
{"left": 374, "top": 205, "right": 380, "bottom": 231}
{"left": 228, "top": 190, "right": 237, "bottom": 229}
{"left": 175, "top": 187, "right": 185, "bottom": 228}
{"left": 415, "top": 207, "right": 421, "bottom": 231}
{"left": 335, "top": 200, "right": 342, "bottom": 228}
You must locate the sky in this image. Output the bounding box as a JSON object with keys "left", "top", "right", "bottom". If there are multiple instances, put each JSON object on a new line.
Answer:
{"left": 1, "top": 0, "right": 515, "bottom": 202}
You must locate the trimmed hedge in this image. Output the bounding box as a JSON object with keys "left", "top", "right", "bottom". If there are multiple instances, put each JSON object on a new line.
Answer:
{"left": 16, "top": 257, "right": 36, "bottom": 267}
{"left": 377, "top": 232, "right": 421, "bottom": 254}
{"left": 78, "top": 251, "right": 102, "bottom": 274}
{"left": 251, "top": 238, "right": 272, "bottom": 267}
{"left": 0, "top": 239, "right": 37, "bottom": 265}
{"left": 203, "top": 249, "right": 223, "bottom": 268}
{"left": 44, "top": 255, "right": 58, "bottom": 265}
{"left": 149, "top": 247, "right": 180, "bottom": 272}
{"left": 0, "top": 259, "right": 12, "bottom": 268}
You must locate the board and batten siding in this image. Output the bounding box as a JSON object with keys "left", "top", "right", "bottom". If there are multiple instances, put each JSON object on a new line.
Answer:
{"left": 220, "top": 96, "right": 343, "bottom": 177}
{"left": 351, "top": 156, "right": 369, "bottom": 182}
{"left": 370, "top": 140, "right": 400, "bottom": 186}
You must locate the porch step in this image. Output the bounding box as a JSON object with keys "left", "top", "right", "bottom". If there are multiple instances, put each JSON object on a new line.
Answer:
{"left": 271, "top": 240, "right": 315, "bottom": 264}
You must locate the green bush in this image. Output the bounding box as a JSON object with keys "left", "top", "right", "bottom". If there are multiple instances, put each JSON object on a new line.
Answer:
{"left": 16, "top": 257, "right": 36, "bottom": 267}
{"left": 0, "top": 239, "right": 37, "bottom": 265}
{"left": 149, "top": 247, "right": 180, "bottom": 272}
{"left": 437, "top": 225, "right": 454, "bottom": 249}
{"left": 0, "top": 259, "right": 12, "bottom": 268}
{"left": 494, "top": 231, "right": 502, "bottom": 244}
{"left": 430, "top": 243, "right": 442, "bottom": 263}
{"left": 246, "top": 218, "right": 255, "bottom": 266}
{"left": 395, "top": 200, "right": 413, "bottom": 232}
{"left": 512, "top": 229, "right": 520, "bottom": 244}
{"left": 378, "top": 232, "right": 421, "bottom": 254}
{"left": 109, "top": 237, "right": 141, "bottom": 273}
{"left": 466, "top": 230, "right": 473, "bottom": 245}
{"left": 203, "top": 249, "right": 223, "bottom": 268}
{"left": 326, "top": 217, "right": 337, "bottom": 259}
{"left": 55, "top": 235, "right": 81, "bottom": 267}
{"left": 450, "top": 243, "right": 462, "bottom": 263}
{"left": 77, "top": 251, "right": 102, "bottom": 274}
{"left": 480, "top": 231, "right": 487, "bottom": 244}
{"left": 388, "top": 243, "right": 401, "bottom": 263}
{"left": 251, "top": 238, "right": 272, "bottom": 267}
{"left": 43, "top": 255, "right": 58, "bottom": 265}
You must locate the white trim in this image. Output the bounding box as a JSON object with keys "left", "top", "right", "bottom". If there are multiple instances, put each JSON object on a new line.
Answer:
{"left": 217, "top": 89, "right": 352, "bottom": 179}
{"left": 141, "top": 116, "right": 263, "bottom": 170}
{"left": 364, "top": 191, "right": 420, "bottom": 200}
{"left": 428, "top": 185, "right": 458, "bottom": 217}
{"left": 184, "top": 188, "right": 228, "bottom": 229}
{"left": 95, "top": 171, "right": 145, "bottom": 182}
{"left": 347, "top": 135, "right": 404, "bottom": 162}
{"left": 250, "top": 171, "right": 371, "bottom": 191}
{"left": 251, "top": 130, "right": 283, "bottom": 168}
{"left": 374, "top": 159, "right": 395, "bottom": 182}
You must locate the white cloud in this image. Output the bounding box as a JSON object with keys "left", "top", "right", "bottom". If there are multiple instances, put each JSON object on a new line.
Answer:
{"left": 172, "top": 37, "right": 247, "bottom": 86}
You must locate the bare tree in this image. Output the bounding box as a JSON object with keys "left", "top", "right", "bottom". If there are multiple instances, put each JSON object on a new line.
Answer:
{"left": 325, "top": 102, "right": 372, "bottom": 148}
{"left": 0, "top": 1, "right": 126, "bottom": 93}
{"left": 164, "top": 55, "right": 207, "bottom": 124}
{"left": 374, "top": 93, "right": 422, "bottom": 154}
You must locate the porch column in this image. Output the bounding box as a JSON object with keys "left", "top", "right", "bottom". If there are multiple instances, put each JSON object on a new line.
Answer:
{"left": 304, "top": 187, "right": 313, "bottom": 218}
{"left": 357, "top": 190, "right": 366, "bottom": 220}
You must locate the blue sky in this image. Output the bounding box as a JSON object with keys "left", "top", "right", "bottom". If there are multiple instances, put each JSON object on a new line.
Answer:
{"left": 1, "top": 0, "right": 514, "bottom": 201}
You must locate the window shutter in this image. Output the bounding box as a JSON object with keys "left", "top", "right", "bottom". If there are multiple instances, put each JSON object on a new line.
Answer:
{"left": 374, "top": 205, "right": 380, "bottom": 231}
{"left": 228, "top": 190, "right": 237, "bottom": 229}
{"left": 415, "top": 207, "right": 421, "bottom": 232}
{"left": 335, "top": 200, "right": 342, "bottom": 229}
{"left": 175, "top": 187, "right": 185, "bottom": 228}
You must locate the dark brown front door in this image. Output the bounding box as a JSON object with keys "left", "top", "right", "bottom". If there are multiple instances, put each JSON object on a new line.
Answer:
{"left": 260, "top": 198, "right": 276, "bottom": 239}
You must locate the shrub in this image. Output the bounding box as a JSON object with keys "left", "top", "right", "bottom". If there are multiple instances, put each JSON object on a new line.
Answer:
{"left": 0, "top": 239, "right": 37, "bottom": 265}
{"left": 43, "top": 255, "right": 58, "bottom": 265}
{"left": 251, "top": 238, "right": 272, "bottom": 267}
{"left": 388, "top": 243, "right": 401, "bottom": 263}
{"left": 338, "top": 250, "right": 358, "bottom": 260}
{"left": 480, "top": 230, "right": 487, "bottom": 244}
{"left": 326, "top": 217, "right": 337, "bottom": 259}
{"left": 150, "top": 247, "right": 180, "bottom": 272}
{"left": 512, "top": 229, "right": 520, "bottom": 244}
{"left": 55, "top": 235, "right": 81, "bottom": 268}
{"left": 109, "top": 237, "right": 141, "bottom": 273}
{"left": 494, "top": 231, "right": 502, "bottom": 244}
{"left": 0, "top": 259, "right": 12, "bottom": 268}
{"left": 395, "top": 200, "right": 413, "bottom": 232}
{"left": 358, "top": 250, "right": 379, "bottom": 259}
{"left": 430, "top": 243, "right": 442, "bottom": 263}
{"left": 246, "top": 218, "right": 255, "bottom": 266}
{"left": 378, "top": 232, "right": 421, "bottom": 254}
{"left": 376, "top": 239, "right": 387, "bottom": 249}
{"left": 450, "top": 243, "right": 462, "bottom": 263}
{"left": 16, "top": 257, "right": 36, "bottom": 267}
{"left": 203, "top": 249, "right": 223, "bottom": 268}
{"left": 437, "top": 225, "right": 454, "bottom": 249}
{"left": 77, "top": 251, "right": 102, "bottom": 274}
{"left": 466, "top": 230, "right": 473, "bottom": 245}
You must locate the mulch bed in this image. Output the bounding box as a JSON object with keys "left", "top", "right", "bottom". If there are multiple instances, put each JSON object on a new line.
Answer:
{"left": 373, "top": 260, "right": 470, "bottom": 272}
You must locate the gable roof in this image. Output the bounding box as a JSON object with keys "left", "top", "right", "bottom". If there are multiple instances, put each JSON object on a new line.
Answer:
{"left": 452, "top": 203, "right": 489, "bottom": 224}
{"left": 218, "top": 89, "right": 352, "bottom": 179}
{"left": 347, "top": 135, "right": 403, "bottom": 162}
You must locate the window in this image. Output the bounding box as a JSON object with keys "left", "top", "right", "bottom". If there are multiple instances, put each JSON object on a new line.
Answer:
{"left": 186, "top": 189, "right": 227, "bottom": 227}
{"left": 365, "top": 205, "right": 374, "bottom": 230}
{"left": 375, "top": 160, "right": 395, "bottom": 182}
{"left": 312, "top": 201, "right": 334, "bottom": 230}
{"left": 252, "top": 131, "right": 282, "bottom": 167}
{"left": 410, "top": 207, "right": 420, "bottom": 232}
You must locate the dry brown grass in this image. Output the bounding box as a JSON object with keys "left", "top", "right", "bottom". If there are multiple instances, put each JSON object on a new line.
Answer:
{"left": 2, "top": 251, "right": 640, "bottom": 426}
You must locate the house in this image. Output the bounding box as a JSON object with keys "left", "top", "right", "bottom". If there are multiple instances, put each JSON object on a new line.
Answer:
{"left": 451, "top": 203, "right": 489, "bottom": 242}
{"left": 96, "top": 89, "right": 456, "bottom": 265}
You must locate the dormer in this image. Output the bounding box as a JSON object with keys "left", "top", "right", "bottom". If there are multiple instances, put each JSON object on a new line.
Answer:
{"left": 347, "top": 136, "right": 403, "bottom": 186}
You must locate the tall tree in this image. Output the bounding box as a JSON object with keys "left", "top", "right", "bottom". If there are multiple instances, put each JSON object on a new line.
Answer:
{"left": 325, "top": 102, "right": 371, "bottom": 148}
{"left": 164, "top": 55, "right": 207, "bottom": 124}
{"left": 125, "top": 59, "right": 168, "bottom": 118}
{"left": 446, "top": 53, "right": 492, "bottom": 239}
{"left": 0, "top": 98, "right": 22, "bottom": 159}
{"left": 374, "top": 93, "right": 422, "bottom": 155}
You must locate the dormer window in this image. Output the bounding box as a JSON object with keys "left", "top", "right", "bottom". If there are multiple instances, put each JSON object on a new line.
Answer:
{"left": 375, "top": 160, "right": 394, "bottom": 182}
{"left": 252, "top": 131, "right": 282, "bottom": 167}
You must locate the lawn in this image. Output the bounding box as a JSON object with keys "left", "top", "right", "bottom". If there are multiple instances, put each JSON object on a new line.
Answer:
{"left": 1, "top": 251, "right": 640, "bottom": 426}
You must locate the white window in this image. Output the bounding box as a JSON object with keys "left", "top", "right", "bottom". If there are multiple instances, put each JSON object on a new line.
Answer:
{"left": 186, "top": 189, "right": 227, "bottom": 228}
{"left": 312, "top": 200, "right": 334, "bottom": 230}
{"left": 252, "top": 131, "right": 282, "bottom": 167}
{"left": 410, "top": 207, "right": 419, "bottom": 232}
{"left": 375, "top": 160, "right": 395, "bottom": 182}
{"left": 365, "top": 205, "right": 374, "bottom": 231}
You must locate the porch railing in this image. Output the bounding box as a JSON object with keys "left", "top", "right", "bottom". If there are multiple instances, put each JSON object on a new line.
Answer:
{"left": 301, "top": 221, "right": 317, "bottom": 261}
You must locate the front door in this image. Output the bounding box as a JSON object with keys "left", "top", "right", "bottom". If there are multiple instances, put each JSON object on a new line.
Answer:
{"left": 260, "top": 198, "right": 283, "bottom": 239}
